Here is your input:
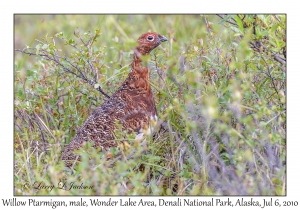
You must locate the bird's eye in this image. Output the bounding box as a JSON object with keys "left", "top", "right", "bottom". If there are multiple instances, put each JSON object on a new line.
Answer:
{"left": 147, "top": 36, "right": 154, "bottom": 41}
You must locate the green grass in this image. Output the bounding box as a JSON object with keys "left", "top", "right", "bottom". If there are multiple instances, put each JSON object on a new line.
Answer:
{"left": 14, "top": 14, "right": 286, "bottom": 195}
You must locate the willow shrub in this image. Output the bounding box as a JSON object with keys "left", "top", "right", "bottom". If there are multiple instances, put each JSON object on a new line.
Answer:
{"left": 14, "top": 15, "right": 286, "bottom": 195}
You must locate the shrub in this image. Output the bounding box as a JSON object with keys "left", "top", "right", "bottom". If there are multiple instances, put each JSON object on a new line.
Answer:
{"left": 14, "top": 14, "right": 286, "bottom": 195}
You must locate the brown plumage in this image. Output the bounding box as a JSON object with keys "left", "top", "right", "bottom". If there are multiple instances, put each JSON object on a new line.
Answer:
{"left": 61, "top": 32, "right": 168, "bottom": 166}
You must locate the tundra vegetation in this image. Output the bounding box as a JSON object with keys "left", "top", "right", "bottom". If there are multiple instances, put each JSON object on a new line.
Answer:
{"left": 14, "top": 14, "right": 286, "bottom": 195}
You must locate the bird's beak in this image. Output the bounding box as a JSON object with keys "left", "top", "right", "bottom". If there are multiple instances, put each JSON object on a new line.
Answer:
{"left": 160, "top": 36, "right": 168, "bottom": 42}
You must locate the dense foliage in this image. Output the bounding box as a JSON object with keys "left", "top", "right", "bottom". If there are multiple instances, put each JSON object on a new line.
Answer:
{"left": 14, "top": 15, "right": 286, "bottom": 195}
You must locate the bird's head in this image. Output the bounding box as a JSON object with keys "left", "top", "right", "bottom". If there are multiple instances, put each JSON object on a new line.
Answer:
{"left": 135, "top": 32, "right": 168, "bottom": 56}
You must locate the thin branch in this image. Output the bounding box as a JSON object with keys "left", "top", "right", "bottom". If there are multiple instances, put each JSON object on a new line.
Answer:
{"left": 260, "top": 56, "right": 280, "bottom": 97}
{"left": 216, "top": 14, "right": 238, "bottom": 27}
{"left": 16, "top": 48, "right": 82, "bottom": 78}
{"left": 95, "top": 86, "right": 110, "bottom": 99}
{"left": 203, "top": 15, "right": 213, "bottom": 38}
{"left": 68, "top": 43, "right": 98, "bottom": 82}
{"left": 34, "top": 112, "right": 47, "bottom": 152}
{"left": 250, "top": 41, "right": 286, "bottom": 70}
{"left": 15, "top": 48, "right": 110, "bottom": 99}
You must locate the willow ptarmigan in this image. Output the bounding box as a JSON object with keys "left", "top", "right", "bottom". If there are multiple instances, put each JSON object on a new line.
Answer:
{"left": 61, "top": 32, "right": 168, "bottom": 166}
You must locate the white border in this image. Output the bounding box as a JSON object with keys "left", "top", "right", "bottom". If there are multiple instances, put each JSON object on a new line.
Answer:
{"left": 2, "top": 0, "right": 299, "bottom": 209}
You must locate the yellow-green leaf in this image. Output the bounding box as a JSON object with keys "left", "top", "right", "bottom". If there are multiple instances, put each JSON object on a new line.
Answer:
{"left": 234, "top": 15, "right": 244, "bottom": 33}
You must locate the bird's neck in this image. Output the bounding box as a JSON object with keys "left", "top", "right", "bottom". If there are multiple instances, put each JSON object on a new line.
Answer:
{"left": 130, "top": 50, "right": 149, "bottom": 79}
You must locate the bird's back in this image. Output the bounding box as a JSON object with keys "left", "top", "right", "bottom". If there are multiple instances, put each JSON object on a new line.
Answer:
{"left": 61, "top": 69, "right": 157, "bottom": 166}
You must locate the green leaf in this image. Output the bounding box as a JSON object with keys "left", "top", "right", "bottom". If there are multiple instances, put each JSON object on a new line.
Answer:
{"left": 217, "top": 15, "right": 232, "bottom": 24}
{"left": 68, "top": 39, "right": 75, "bottom": 45}
{"left": 55, "top": 32, "right": 64, "bottom": 37}
{"left": 234, "top": 15, "right": 244, "bottom": 33}
{"left": 257, "top": 15, "right": 267, "bottom": 25}
{"left": 271, "top": 24, "right": 279, "bottom": 33}
{"left": 36, "top": 44, "right": 42, "bottom": 49}
{"left": 42, "top": 44, "right": 49, "bottom": 50}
